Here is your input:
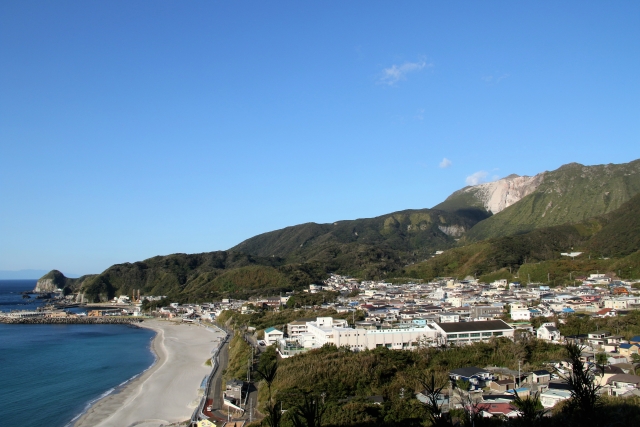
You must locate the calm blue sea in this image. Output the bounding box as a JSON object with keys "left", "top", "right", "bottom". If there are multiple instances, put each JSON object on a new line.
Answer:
{"left": 0, "top": 280, "right": 156, "bottom": 427}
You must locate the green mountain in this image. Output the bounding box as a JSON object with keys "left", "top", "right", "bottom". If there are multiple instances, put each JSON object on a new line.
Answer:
{"left": 42, "top": 251, "right": 327, "bottom": 303}
{"left": 403, "top": 192, "right": 640, "bottom": 282}
{"left": 39, "top": 158, "right": 640, "bottom": 302}
{"left": 462, "top": 160, "right": 640, "bottom": 240}
{"left": 230, "top": 208, "right": 484, "bottom": 269}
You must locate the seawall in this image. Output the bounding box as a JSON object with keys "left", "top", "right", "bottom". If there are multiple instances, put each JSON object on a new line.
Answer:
{"left": 0, "top": 316, "right": 143, "bottom": 325}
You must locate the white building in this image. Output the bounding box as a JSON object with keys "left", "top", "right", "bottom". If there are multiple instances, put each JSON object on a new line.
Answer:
{"left": 537, "top": 323, "right": 562, "bottom": 342}
{"left": 604, "top": 299, "right": 629, "bottom": 310}
{"left": 286, "top": 317, "right": 438, "bottom": 352}
{"left": 264, "top": 327, "right": 284, "bottom": 346}
{"left": 540, "top": 389, "right": 571, "bottom": 408}
{"left": 431, "top": 320, "right": 515, "bottom": 345}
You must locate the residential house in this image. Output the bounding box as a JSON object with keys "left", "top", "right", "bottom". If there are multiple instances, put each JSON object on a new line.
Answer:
{"left": 537, "top": 323, "right": 562, "bottom": 342}
{"left": 619, "top": 343, "right": 640, "bottom": 359}
{"left": 540, "top": 389, "right": 571, "bottom": 408}
{"left": 605, "top": 374, "right": 640, "bottom": 397}
{"left": 264, "top": 327, "right": 284, "bottom": 346}
{"left": 587, "top": 331, "right": 611, "bottom": 349}
{"left": 225, "top": 379, "right": 245, "bottom": 401}
{"left": 478, "top": 403, "right": 520, "bottom": 418}
{"left": 449, "top": 366, "right": 493, "bottom": 390}
{"left": 531, "top": 370, "right": 551, "bottom": 385}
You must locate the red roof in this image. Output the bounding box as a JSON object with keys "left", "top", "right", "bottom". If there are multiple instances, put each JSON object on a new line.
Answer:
{"left": 478, "top": 403, "right": 519, "bottom": 416}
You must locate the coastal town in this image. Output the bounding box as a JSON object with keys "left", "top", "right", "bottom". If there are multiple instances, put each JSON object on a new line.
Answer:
{"left": 4, "top": 271, "right": 640, "bottom": 426}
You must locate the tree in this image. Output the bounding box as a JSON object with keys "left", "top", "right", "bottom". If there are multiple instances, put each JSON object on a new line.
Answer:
{"left": 511, "top": 390, "right": 546, "bottom": 427}
{"left": 417, "top": 371, "right": 453, "bottom": 427}
{"left": 256, "top": 360, "right": 278, "bottom": 401}
{"left": 263, "top": 399, "right": 283, "bottom": 427}
{"left": 561, "top": 343, "right": 603, "bottom": 426}
{"left": 288, "top": 392, "right": 327, "bottom": 427}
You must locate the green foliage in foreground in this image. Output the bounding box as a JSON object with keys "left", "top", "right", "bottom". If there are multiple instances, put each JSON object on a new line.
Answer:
{"left": 253, "top": 337, "right": 566, "bottom": 427}
{"left": 249, "top": 339, "right": 640, "bottom": 427}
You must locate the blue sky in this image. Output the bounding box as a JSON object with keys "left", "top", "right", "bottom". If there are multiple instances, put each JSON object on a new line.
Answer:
{"left": 1, "top": 1, "right": 639, "bottom": 276}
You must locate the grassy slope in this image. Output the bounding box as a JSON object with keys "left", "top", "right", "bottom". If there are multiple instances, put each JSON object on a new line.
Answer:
{"left": 402, "top": 193, "right": 640, "bottom": 282}
{"left": 466, "top": 160, "right": 640, "bottom": 240}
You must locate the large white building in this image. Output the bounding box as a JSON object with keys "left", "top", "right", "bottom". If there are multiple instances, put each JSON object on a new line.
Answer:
{"left": 285, "top": 316, "right": 438, "bottom": 352}
{"left": 431, "top": 320, "right": 514, "bottom": 345}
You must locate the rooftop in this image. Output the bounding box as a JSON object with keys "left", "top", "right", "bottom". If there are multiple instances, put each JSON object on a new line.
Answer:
{"left": 436, "top": 320, "right": 513, "bottom": 333}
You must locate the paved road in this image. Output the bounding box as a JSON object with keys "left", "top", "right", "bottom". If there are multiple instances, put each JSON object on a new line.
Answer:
{"left": 206, "top": 332, "right": 231, "bottom": 420}
{"left": 204, "top": 329, "right": 265, "bottom": 423}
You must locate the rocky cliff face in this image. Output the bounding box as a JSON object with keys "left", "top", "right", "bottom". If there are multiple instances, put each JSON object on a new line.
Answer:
{"left": 437, "top": 224, "right": 466, "bottom": 237}
{"left": 34, "top": 278, "right": 59, "bottom": 293}
{"left": 469, "top": 173, "right": 545, "bottom": 214}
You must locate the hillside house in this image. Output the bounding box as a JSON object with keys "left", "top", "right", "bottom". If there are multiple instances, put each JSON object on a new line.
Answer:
{"left": 449, "top": 366, "right": 493, "bottom": 390}
{"left": 537, "top": 323, "right": 562, "bottom": 342}
{"left": 264, "top": 327, "right": 284, "bottom": 346}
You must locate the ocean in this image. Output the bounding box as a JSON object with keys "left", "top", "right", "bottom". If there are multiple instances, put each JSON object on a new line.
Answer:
{"left": 0, "top": 280, "right": 156, "bottom": 426}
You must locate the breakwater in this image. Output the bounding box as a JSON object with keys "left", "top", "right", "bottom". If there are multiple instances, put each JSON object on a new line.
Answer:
{"left": 0, "top": 316, "right": 143, "bottom": 325}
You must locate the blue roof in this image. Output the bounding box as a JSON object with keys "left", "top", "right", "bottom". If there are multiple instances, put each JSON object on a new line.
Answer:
{"left": 562, "top": 308, "right": 575, "bottom": 313}
{"left": 265, "top": 327, "right": 279, "bottom": 333}
{"left": 630, "top": 336, "right": 640, "bottom": 342}
{"left": 620, "top": 343, "right": 632, "bottom": 349}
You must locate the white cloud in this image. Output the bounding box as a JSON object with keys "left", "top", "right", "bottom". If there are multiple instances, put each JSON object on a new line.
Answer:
{"left": 379, "top": 59, "right": 432, "bottom": 85}
{"left": 439, "top": 158, "right": 452, "bottom": 168}
{"left": 465, "top": 171, "right": 489, "bottom": 186}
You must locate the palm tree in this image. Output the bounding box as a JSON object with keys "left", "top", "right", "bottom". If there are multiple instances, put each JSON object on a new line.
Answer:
{"left": 417, "top": 371, "right": 452, "bottom": 427}
{"left": 256, "top": 361, "right": 278, "bottom": 401}
{"left": 289, "top": 392, "right": 327, "bottom": 427}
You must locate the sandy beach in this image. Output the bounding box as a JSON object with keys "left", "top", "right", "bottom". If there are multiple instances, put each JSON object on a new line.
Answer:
{"left": 74, "top": 319, "right": 223, "bottom": 427}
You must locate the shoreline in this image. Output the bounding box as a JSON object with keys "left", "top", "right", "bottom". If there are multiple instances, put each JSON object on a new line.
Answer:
{"left": 72, "top": 319, "right": 221, "bottom": 427}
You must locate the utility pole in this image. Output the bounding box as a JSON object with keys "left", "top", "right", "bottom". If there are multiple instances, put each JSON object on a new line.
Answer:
{"left": 518, "top": 360, "right": 521, "bottom": 389}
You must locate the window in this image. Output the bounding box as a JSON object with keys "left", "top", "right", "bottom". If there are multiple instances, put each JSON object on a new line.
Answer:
{"left": 459, "top": 333, "right": 469, "bottom": 338}
{"left": 482, "top": 332, "right": 492, "bottom": 337}
{"left": 493, "top": 332, "right": 503, "bottom": 336}
{"left": 470, "top": 333, "right": 480, "bottom": 337}
{"left": 448, "top": 334, "right": 458, "bottom": 338}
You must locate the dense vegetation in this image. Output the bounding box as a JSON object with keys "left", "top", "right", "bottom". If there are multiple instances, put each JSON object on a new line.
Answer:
{"left": 250, "top": 337, "right": 567, "bottom": 427}
{"left": 231, "top": 209, "right": 483, "bottom": 276}
{"left": 401, "top": 193, "right": 640, "bottom": 283}
{"left": 247, "top": 338, "right": 640, "bottom": 427}
{"left": 38, "top": 160, "right": 640, "bottom": 303}
{"left": 465, "top": 160, "right": 640, "bottom": 241}
{"left": 223, "top": 332, "right": 252, "bottom": 384}
{"left": 47, "top": 251, "right": 327, "bottom": 303}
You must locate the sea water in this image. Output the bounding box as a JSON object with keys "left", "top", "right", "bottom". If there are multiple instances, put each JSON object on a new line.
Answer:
{"left": 0, "top": 280, "right": 156, "bottom": 426}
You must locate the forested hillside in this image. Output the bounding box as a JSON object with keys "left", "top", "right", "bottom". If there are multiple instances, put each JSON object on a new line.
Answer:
{"left": 465, "top": 160, "right": 640, "bottom": 240}
{"left": 402, "top": 193, "right": 640, "bottom": 283}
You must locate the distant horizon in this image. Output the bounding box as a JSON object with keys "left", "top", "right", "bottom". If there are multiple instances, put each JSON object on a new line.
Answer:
{"left": 0, "top": 270, "right": 81, "bottom": 280}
